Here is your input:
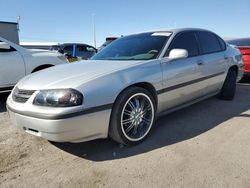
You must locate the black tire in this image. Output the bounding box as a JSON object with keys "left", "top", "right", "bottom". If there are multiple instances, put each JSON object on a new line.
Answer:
{"left": 109, "top": 87, "right": 156, "bottom": 145}
{"left": 219, "top": 69, "right": 237, "bottom": 100}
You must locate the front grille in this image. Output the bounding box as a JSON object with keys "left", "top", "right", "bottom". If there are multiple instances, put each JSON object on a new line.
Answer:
{"left": 12, "top": 87, "right": 36, "bottom": 103}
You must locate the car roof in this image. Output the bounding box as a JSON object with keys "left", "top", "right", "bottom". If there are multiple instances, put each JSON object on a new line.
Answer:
{"left": 134, "top": 28, "right": 215, "bottom": 35}
{"left": 227, "top": 38, "right": 250, "bottom": 42}
{"left": 58, "top": 43, "right": 95, "bottom": 47}
{"left": 226, "top": 38, "right": 250, "bottom": 47}
{"left": 52, "top": 43, "right": 97, "bottom": 50}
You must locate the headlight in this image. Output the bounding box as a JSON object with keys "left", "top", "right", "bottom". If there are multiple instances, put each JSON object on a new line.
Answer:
{"left": 33, "top": 89, "right": 83, "bottom": 107}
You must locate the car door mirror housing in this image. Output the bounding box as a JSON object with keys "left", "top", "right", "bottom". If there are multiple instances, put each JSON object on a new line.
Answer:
{"left": 0, "top": 42, "right": 11, "bottom": 50}
{"left": 169, "top": 49, "right": 188, "bottom": 60}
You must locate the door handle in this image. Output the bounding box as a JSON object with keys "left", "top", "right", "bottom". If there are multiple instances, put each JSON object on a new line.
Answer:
{"left": 197, "top": 60, "right": 204, "bottom": 66}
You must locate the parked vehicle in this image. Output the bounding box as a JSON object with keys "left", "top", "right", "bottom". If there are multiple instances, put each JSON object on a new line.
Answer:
{"left": 50, "top": 43, "right": 97, "bottom": 61}
{"left": 98, "top": 37, "right": 118, "bottom": 51}
{"left": 227, "top": 38, "right": 250, "bottom": 76}
{"left": 0, "top": 37, "right": 68, "bottom": 93}
{"left": 7, "top": 28, "right": 244, "bottom": 145}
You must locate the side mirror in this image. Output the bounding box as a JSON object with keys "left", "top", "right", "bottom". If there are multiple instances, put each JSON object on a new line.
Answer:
{"left": 169, "top": 49, "right": 188, "bottom": 60}
{"left": 0, "top": 42, "right": 11, "bottom": 50}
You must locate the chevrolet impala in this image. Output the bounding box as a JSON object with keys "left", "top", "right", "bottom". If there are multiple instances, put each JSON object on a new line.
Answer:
{"left": 7, "top": 28, "right": 244, "bottom": 145}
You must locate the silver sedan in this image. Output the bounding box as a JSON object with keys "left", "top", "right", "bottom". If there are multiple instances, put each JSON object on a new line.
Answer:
{"left": 7, "top": 28, "right": 244, "bottom": 145}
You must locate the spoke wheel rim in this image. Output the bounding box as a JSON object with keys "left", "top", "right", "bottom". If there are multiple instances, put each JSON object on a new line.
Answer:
{"left": 121, "top": 93, "right": 154, "bottom": 142}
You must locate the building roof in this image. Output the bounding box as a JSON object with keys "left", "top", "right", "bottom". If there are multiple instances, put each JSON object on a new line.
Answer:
{"left": 0, "top": 21, "right": 18, "bottom": 25}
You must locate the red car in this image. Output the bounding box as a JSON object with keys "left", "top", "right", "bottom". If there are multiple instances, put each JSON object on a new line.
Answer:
{"left": 227, "top": 38, "right": 250, "bottom": 76}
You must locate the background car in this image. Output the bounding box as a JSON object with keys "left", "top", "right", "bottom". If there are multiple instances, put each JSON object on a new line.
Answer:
{"left": 227, "top": 38, "right": 250, "bottom": 77}
{"left": 98, "top": 37, "right": 118, "bottom": 51}
{"left": 0, "top": 36, "right": 68, "bottom": 93}
{"left": 50, "top": 43, "right": 97, "bottom": 61}
{"left": 7, "top": 28, "right": 243, "bottom": 145}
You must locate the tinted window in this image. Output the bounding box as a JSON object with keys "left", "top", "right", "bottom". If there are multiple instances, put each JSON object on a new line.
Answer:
{"left": 198, "top": 31, "right": 221, "bottom": 54}
{"left": 217, "top": 36, "right": 226, "bottom": 50}
{"left": 227, "top": 38, "right": 250, "bottom": 47}
{"left": 63, "top": 45, "right": 73, "bottom": 56}
{"left": 77, "top": 45, "right": 86, "bottom": 52}
{"left": 167, "top": 32, "right": 199, "bottom": 57}
{"left": 64, "top": 45, "right": 73, "bottom": 51}
{"left": 92, "top": 32, "right": 170, "bottom": 61}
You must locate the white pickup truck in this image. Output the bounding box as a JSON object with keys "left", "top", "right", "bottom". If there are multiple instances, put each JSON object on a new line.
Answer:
{"left": 0, "top": 37, "right": 68, "bottom": 93}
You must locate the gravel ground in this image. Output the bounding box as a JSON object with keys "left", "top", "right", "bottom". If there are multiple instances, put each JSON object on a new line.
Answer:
{"left": 0, "top": 78, "right": 250, "bottom": 188}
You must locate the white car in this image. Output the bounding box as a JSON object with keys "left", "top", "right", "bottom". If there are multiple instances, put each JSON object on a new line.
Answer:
{"left": 0, "top": 37, "right": 68, "bottom": 93}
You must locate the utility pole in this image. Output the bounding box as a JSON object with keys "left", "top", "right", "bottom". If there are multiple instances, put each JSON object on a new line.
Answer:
{"left": 17, "top": 16, "right": 21, "bottom": 31}
{"left": 16, "top": 16, "right": 21, "bottom": 44}
{"left": 91, "top": 13, "right": 96, "bottom": 48}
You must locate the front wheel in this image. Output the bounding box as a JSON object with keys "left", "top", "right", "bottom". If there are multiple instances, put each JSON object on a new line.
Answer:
{"left": 109, "top": 87, "right": 156, "bottom": 145}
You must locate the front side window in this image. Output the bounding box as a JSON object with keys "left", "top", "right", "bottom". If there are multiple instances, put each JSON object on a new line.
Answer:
{"left": 64, "top": 45, "right": 73, "bottom": 52}
{"left": 197, "top": 31, "right": 221, "bottom": 54}
{"left": 92, "top": 32, "right": 171, "bottom": 61}
{"left": 63, "top": 45, "right": 73, "bottom": 55}
{"left": 166, "top": 32, "right": 199, "bottom": 57}
{"left": 77, "top": 45, "right": 86, "bottom": 52}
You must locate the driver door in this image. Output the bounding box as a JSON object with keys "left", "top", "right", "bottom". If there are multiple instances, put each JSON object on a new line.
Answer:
{"left": 158, "top": 31, "right": 208, "bottom": 112}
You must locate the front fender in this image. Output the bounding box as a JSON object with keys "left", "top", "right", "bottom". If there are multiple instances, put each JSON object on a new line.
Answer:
{"left": 77, "top": 60, "right": 163, "bottom": 109}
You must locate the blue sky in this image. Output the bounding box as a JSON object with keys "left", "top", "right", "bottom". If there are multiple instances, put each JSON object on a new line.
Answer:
{"left": 0, "top": 0, "right": 249, "bottom": 46}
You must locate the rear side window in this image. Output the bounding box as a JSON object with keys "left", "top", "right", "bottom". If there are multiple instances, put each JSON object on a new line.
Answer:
{"left": 167, "top": 32, "right": 199, "bottom": 57}
{"left": 217, "top": 36, "right": 226, "bottom": 51}
{"left": 197, "top": 31, "right": 222, "bottom": 54}
{"left": 86, "top": 46, "right": 96, "bottom": 52}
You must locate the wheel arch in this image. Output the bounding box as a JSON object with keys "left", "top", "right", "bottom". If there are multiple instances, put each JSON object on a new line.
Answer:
{"left": 114, "top": 82, "right": 158, "bottom": 110}
{"left": 229, "top": 65, "right": 238, "bottom": 76}
{"left": 31, "top": 64, "right": 54, "bottom": 73}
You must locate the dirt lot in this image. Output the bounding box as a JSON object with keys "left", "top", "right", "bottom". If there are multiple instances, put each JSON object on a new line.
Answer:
{"left": 1, "top": 78, "right": 250, "bottom": 188}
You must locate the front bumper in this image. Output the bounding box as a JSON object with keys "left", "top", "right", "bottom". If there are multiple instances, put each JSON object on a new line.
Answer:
{"left": 7, "top": 101, "right": 112, "bottom": 143}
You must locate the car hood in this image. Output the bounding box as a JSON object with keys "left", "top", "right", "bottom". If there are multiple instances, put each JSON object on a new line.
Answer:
{"left": 25, "top": 49, "right": 61, "bottom": 57}
{"left": 27, "top": 49, "right": 50, "bottom": 53}
{"left": 17, "top": 60, "right": 143, "bottom": 90}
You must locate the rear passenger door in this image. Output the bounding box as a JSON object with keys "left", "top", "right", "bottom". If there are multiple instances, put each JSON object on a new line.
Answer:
{"left": 196, "top": 31, "right": 228, "bottom": 93}
{"left": 159, "top": 31, "right": 207, "bottom": 111}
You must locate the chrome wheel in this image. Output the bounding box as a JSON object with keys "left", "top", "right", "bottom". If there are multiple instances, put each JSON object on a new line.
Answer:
{"left": 121, "top": 93, "right": 154, "bottom": 141}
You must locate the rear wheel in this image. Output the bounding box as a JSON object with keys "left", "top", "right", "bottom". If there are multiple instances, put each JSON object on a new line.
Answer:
{"left": 109, "top": 87, "right": 156, "bottom": 145}
{"left": 219, "top": 69, "right": 237, "bottom": 100}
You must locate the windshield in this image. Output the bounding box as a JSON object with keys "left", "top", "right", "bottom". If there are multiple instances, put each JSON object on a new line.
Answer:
{"left": 50, "top": 45, "right": 60, "bottom": 51}
{"left": 92, "top": 32, "right": 171, "bottom": 60}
